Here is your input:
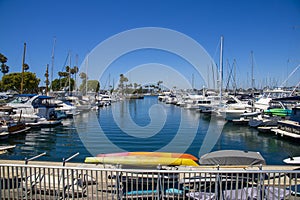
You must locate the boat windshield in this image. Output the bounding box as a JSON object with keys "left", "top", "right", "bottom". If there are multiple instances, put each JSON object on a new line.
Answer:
{"left": 262, "top": 90, "right": 291, "bottom": 99}
{"left": 9, "top": 96, "right": 31, "bottom": 104}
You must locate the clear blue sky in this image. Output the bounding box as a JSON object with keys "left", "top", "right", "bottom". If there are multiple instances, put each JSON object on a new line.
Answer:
{"left": 0, "top": 0, "right": 299, "bottom": 89}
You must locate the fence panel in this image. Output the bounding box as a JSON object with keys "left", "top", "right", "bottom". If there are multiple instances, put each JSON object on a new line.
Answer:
{"left": 1, "top": 163, "right": 300, "bottom": 199}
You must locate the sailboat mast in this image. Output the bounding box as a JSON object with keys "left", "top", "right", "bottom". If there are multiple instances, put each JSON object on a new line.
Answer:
{"left": 69, "top": 52, "right": 71, "bottom": 95}
{"left": 21, "top": 42, "right": 26, "bottom": 94}
{"left": 251, "top": 51, "right": 255, "bottom": 112}
{"left": 251, "top": 51, "right": 254, "bottom": 90}
{"left": 233, "top": 59, "right": 237, "bottom": 93}
{"left": 86, "top": 56, "right": 88, "bottom": 96}
{"left": 75, "top": 54, "right": 78, "bottom": 92}
{"left": 50, "top": 37, "right": 56, "bottom": 92}
{"left": 219, "top": 36, "right": 224, "bottom": 103}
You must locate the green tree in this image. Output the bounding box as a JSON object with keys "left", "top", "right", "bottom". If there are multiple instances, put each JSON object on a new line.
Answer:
{"left": 51, "top": 77, "right": 75, "bottom": 91}
{"left": 79, "top": 72, "right": 88, "bottom": 94}
{"left": 50, "top": 79, "right": 60, "bottom": 91}
{"left": 87, "top": 80, "right": 100, "bottom": 92}
{"left": 1, "top": 72, "right": 40, "bottom": 93}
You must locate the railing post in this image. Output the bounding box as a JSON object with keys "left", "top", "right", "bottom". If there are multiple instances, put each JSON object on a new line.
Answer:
{"left": 157, "top": 164, "right": 163, "bottom": 200}
{"left": 258, "top": 164, "right": 264, "bottom": 200}
{"left": 116, "top": 164, "right": 121, "bottom": 200}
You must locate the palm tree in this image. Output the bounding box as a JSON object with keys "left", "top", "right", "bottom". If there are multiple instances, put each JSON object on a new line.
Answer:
{"left": 23, "top": 63, "right": 29, "bottom": 71}
{"left": 1, "top": 64, "right": 9, "bottom": 75}
{"left": 0, "top": 53, "right": 9, "bottom": 75}
{"left": 157, "top": 80, "right": 163, "bottom": 92}
{"left": 45, "top": 65, "right": 49, "bottom": 94}
{"left": 71, "top": 66, "right": 79, "bottom": 91}
{"left": 0, "top": 53, "right": 8, "bottom": 63}
{"left": 119, "top": 74, "right": 128, "bottom": 95}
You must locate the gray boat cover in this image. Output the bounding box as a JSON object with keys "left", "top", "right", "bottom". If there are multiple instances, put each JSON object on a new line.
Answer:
{"left": 199, "top": 150, "right": 266, "bottom": 165}
{"left": 186, "top": 186, "right": 289, "bottom": 200}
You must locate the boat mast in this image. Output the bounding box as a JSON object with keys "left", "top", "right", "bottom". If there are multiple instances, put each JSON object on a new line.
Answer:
{"left": 20, "top": 42, "right": 26, "bottom": 94}
{"left": 251, "top": 51, "right": 255, "bottom": 112}
{"left": 50, "top": 37, "right": 56, "bottom": 92}
{"left": 68, "top": 52, "right": 71, "bottom": 95}
{"left": 45, "top": 64, "right": 49, "bottom": 95}
{"left": 251, "top": 51, "right": 254, "bottom": 92}
{"left": 75, "top": 54, "right": 78, "bottom": 93}
{"left": 86, "top": 55, "right": 88, "bottom": 96}
{"left": 232, "top": 59, "right": 237, "bottom": 93}
{"left": 219, "top": 36, "right": 224, "bottom": 103}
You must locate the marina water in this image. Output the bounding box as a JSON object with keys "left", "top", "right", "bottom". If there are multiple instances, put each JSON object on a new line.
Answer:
{"left": 1, "top": 96, "right": 299, "bottom": 165}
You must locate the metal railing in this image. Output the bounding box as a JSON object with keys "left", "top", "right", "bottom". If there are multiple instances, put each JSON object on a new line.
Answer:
{"left": 1, "top": 163, "right": 300, "bottom": 200}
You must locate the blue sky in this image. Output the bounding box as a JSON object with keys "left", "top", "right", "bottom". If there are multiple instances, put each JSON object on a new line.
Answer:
{"left": 0, "top": 0, "right": 299, "bottom": 89}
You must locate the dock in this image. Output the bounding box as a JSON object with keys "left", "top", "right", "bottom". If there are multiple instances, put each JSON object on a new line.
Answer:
{"left": 272, "top": 128, "right": 300, "bottom": 139}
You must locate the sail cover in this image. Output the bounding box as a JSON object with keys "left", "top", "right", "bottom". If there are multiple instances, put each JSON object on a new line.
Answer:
{"left": 199, "top": 150, "right": 266, "bottom": 165}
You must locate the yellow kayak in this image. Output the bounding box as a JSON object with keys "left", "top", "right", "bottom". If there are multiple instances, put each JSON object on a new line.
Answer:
{"left": 97, "top": 151, "right": 198, "bottom": 161}
{"left": 85, "top": 156, "right": 199, "bottom": 166}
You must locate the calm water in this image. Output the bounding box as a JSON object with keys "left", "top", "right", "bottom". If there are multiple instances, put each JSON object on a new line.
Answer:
{"left": 1, "top": 96, "right": 300, "bottom": 165}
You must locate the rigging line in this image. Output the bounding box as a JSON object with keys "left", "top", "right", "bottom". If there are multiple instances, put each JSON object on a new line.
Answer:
{"left": 212, "top": 37, "right": 222, "bottom": 70}
{"left": 291, "top": 80, "right": 300, "bottom": 95}
{"left": 61, "top": 53, "right": 69, "bottom": 72}
{"left": 225, "top": 60, "right": 234, "bottom": 91}
{"left": 280, "top": 64, "right": 300, "bottom": 87}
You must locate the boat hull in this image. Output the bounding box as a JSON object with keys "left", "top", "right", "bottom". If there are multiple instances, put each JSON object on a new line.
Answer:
{"left": 283, "top": 157, "right": 300, "bottom": 165}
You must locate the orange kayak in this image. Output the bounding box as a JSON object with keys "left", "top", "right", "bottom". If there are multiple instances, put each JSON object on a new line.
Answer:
{"left": 96, "top": 152, "right": 198, "bottom": 161}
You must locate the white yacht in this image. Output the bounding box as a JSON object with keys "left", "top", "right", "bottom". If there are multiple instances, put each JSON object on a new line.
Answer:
{"left": 7, "top": 94, "right": 62, "bottom": 127}
{"left": 65, "top": 96, "right": 92, "bottom": 112}
{"left": 217, "top": 95, "right": 252, "bottom": 121}
{"left": 254, "top": 88, "right": 292, "bottom": 111}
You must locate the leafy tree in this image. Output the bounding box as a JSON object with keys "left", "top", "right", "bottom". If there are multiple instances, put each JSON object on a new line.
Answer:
{"left": 50, "top": 79, "right": 60, "bottom": 91}
{"left": 79, "top": 72, "right": 88, "bottom": 94}
{"left": 1, "top": 72, "right": 40, "bottom": 93}
{"left": 87, "top": 80, "right": 100, "bottom": 92}
{"left": 51, "top": 77, "right": 75, "bottom": 91}
{"left": 79, "top": 72, "right": 87, "bottom": 80}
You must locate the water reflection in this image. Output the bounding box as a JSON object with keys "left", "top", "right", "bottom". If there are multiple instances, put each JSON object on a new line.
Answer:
{"left": 1, "top": 96, "right": 300, "bottom": 164}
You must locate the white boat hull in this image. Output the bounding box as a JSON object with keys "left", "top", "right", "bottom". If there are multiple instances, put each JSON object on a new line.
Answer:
{"left": 283, "top": 157, "right": 300, "bottom": 165}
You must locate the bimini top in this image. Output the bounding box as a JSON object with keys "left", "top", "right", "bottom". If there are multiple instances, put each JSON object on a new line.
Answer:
{"left": 199, "top": 150, "right": 266, "bottom": 166}
{"left": 17, "top": 94, "right": 37, "bottom": 97}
